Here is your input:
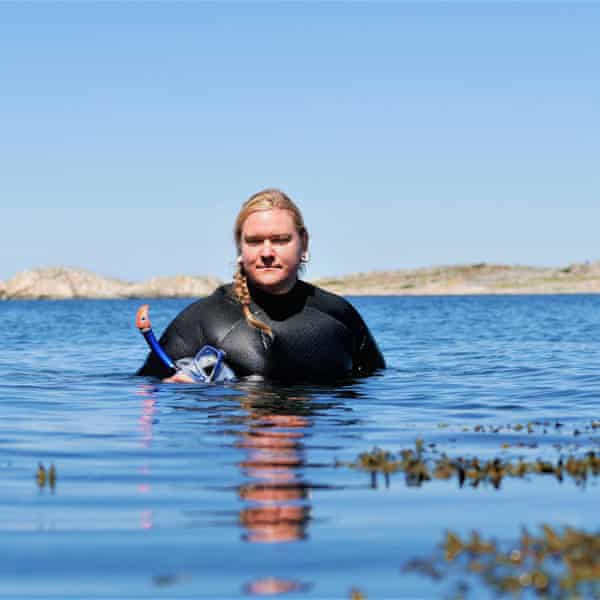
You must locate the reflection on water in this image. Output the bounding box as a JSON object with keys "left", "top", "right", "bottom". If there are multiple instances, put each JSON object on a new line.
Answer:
{"left": 235, "top": 390, "right": 313, "bottom": 544}
{"left": 234, "top": 390, "right": 313, "bottom": 594}
{"left": 243, "top": 577, "right": 312, "bottom": 596}
{"left": 137, "top": 384, "right": 157, "bottom": 530}
{"left": 138, "top": 385, "right": 157, "bottom": 449}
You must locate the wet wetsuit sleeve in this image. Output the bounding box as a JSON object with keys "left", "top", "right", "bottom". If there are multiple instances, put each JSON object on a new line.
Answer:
{"left": 309, "top": 285, "right": 385, "bottom": 377}
{"left": 352, "top": 313, "right": 386, "bottom": 376}
{"left": 136, "top": 308, "right": 207, "bottom": 379}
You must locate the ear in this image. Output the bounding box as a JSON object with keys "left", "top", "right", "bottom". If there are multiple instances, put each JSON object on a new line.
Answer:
{"left": 301, "top": 231, "right": 309, "bottom": 253}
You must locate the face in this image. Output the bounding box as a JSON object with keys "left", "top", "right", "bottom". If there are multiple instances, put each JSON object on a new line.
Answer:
{"left": 239, "top": 208, "right": 307, "bottom": 295}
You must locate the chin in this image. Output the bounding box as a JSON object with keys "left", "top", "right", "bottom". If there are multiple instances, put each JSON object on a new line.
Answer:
{"left": 251, "top": 272, "right": 294, "bottom": 294}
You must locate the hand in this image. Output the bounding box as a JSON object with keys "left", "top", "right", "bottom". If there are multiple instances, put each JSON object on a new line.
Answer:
{"left": 163, "top": 371, "right": 196, "bottom": 384}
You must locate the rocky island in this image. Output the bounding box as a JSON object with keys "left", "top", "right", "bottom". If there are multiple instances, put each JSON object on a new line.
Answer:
{"left": 1, "top": 262, "right": 600, "bottom": 300}
{"left": 0, "top": 267, "right": 221, "bottom": 300}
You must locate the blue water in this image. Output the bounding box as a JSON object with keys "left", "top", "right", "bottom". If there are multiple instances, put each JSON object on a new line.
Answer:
{"left": 1, "top": 295, "right": 600, "bottom": 598}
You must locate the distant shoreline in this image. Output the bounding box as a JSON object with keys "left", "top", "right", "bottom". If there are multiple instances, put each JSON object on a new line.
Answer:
{"left": 313, "top": 261, "right": 600, "bottom": 296}
{"left": 2, "top": 262, "right": 600, "bottom": 300}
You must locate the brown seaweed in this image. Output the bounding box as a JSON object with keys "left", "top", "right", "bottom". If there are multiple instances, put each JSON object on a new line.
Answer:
{"left": 338, "top": 442, "right": 600, "bottom": 489}
{"left": 404, "top": 526, "right": 600, "bottom": 599}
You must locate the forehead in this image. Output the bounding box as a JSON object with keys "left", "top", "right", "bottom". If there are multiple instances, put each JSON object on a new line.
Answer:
{"left": 241, "top": 208, "right": 296, "bottom": 235}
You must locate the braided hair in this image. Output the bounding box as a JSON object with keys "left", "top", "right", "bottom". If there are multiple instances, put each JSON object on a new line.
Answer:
{"left": 233, "top": 260, "right": 273, "bottom": 338}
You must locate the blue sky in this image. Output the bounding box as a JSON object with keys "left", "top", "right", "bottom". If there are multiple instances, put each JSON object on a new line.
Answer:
{"left": 1, "top": 2, "right": 598, "bottom": 283}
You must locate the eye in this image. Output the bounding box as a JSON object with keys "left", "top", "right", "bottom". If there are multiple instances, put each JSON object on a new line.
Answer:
{"left": 272, "top": 235, "right": 292, "bottom": 245}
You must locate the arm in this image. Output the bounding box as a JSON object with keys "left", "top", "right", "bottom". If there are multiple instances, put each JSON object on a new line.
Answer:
{"left": 136, "top": 301, "right": 208, "bottom": 379}
{"left": 353, "top": 320, "right": 386, "bottom": 376}
{"left": 136, "top": 321, "right": 190, "bottom": 379}
{"left": 340, "top": 296, "right": 385, "bottom": 375}
{"left": 308, "top": 284, "right": 386, "bottom": 377}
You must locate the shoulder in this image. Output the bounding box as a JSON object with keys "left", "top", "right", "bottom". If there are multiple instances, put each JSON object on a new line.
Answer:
{"left": 300, "top": 282, "right": 385, "bottom": 373}
{"left": 170, "top": 284, "right": 238, "bottom": 327}
{"left": 183, "top": 283, "right": 236, "bottom": 309}
{"left": 300, "top": 281, "right": 364, "bottom": 328}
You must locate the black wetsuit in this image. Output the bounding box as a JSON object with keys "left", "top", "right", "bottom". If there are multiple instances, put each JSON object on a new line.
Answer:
{"left": 137, "top": 280, "right": 385, "bottom": 382}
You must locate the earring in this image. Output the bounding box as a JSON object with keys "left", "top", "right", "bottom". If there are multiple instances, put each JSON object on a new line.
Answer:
{"left": 237, "top": 256, "right": 243, "bottom": 264}
{"left": 301, "top": 251, "right": 310, "bottom": 263}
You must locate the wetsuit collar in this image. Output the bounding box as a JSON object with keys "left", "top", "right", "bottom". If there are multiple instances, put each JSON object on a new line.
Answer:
{"left": 248, "top": 279, "right": 308, "bottom": 321}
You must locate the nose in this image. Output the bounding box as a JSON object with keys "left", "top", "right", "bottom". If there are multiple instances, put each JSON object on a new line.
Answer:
{"left": 260, "top": 240, "right": 275, "bottom": 257}
{"left": 259, "top": 240, "right": 276, "bottom": 264}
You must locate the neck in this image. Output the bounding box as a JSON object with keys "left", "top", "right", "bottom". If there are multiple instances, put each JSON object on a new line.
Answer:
{"left": 246, "top": 279, "right": 307, "bottom": 320}
{"left": 250, "top": 278, "right": 298, "bottom": 296}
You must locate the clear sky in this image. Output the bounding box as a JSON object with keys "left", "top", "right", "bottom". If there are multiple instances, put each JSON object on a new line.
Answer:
{"left": 1, "top": 2, "right": 598, "bottom": 283}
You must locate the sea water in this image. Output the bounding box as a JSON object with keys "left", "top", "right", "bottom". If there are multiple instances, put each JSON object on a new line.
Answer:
{"left": 1, "top": 295, "right": 599, "bottom": 598}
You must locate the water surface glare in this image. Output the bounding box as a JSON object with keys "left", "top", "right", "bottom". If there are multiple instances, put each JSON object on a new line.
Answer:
{"left": 1, "top": 296, "right": 600, "bottom": 598}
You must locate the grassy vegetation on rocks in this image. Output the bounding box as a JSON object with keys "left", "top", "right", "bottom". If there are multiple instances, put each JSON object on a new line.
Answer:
{"left": 314, "top": 260, "right": 600, "bottom": 295}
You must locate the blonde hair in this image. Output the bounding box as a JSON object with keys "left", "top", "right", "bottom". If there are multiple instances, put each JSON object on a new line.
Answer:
{"left": 233, "top": 189, "right": 308, "bottom": 338}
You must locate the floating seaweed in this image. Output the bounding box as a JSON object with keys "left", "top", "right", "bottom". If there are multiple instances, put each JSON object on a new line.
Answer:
{"left": 437, "top": 420, "right": 600, "bottom": 438}
{"left": 404, "top": 526, "right": 600, "bottom": 599}
{"left": 152, "top": 572, "right": 192, "bottom": 588}
{"left": 36, "top": 463, "right": 56, "bottom": 491}
{"left": 337, "top": 443, "right": 600, "bottom": 489}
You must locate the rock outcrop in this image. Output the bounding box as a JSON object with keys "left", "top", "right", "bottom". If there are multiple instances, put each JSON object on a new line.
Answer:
{"left": 1, "top": 267, "right": 221, "bottom": 300}
{"left": 314, "top": 261, "right": 600, "bottom": 295}
{"left": 128, "top": 275, "right": 222, "bottom": 298}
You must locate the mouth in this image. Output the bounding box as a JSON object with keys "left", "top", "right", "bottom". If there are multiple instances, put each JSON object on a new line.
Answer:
{"left": 257, "top": 266, "right": 282, "bottom": 270}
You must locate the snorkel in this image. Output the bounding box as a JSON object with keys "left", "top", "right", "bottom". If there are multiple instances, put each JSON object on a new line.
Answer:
{"left": 136, "top": 304, "right": 177, "bottom": 375}
{"left": 136, "top": 304, "right": 235, "bottom": 383}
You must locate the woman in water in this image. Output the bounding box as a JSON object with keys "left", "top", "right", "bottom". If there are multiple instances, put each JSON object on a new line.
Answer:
{"left": 137, "top": 189, "right": 385, "bottom": 382}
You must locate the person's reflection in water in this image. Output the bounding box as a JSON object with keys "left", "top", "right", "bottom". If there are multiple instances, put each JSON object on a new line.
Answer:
{"left": 234, "top": 388, "right": 316, "bottom": 596}
{"left": 235, "top": 389, "right": 313, "bottom": 545}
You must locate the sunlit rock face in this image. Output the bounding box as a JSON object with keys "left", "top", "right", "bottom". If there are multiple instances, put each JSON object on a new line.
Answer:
{"left": 2, "top": 267, "right": 221, "bottom": 300}
{"left": 127, "top": 275, "right": 222, "bottom": 298}
{"left": 4, "top": 267, "right": 124, "bottom": 299}
{"left": 314, "top": 260, "right": 600, "bottom": 295}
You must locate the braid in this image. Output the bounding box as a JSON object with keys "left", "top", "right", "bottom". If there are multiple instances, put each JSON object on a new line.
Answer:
{"left": 234, "top": 263, "right": 273, "bottom": 338}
